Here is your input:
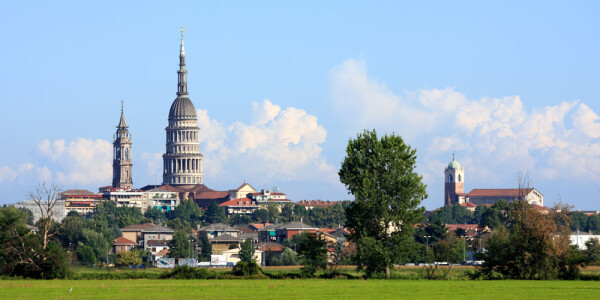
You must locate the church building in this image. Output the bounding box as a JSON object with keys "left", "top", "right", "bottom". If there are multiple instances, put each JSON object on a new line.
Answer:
{"left": 443, "top": 155, "right": 544, "bottom": 207}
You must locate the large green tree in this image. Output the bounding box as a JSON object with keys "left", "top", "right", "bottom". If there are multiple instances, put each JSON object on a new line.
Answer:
{"left": 339, "top": 130, "right": 427, "bottom": 277}
{"left": 239, "top": 238, "right": 255, "bottom": 263}
{"left": 169, "top": 230, "right": 194, "bottom": 259}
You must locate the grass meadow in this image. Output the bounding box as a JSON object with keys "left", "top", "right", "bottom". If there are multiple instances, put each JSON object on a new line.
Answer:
{"left": 3, "top": 266, "right": 600, "bottom": 299}
{"left": 3, "top": 279, "right": 600, "bottom": 299}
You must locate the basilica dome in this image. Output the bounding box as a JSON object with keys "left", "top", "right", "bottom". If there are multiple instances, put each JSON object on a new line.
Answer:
{"left": 168, "top": 96, "right": 197, "bottom": 119}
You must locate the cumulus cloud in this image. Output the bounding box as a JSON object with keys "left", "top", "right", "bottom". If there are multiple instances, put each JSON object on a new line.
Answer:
{"left": 197, "top": 99, "right": 337, "bottom": 185}
{"left": 37, "top": 138, "right": 112, "bottom": 185}
{"left": 140, "top": 152, "right": 163, "bottom": 180}
{"left": 330, "top": 58, "right": 600, "bottom": 187}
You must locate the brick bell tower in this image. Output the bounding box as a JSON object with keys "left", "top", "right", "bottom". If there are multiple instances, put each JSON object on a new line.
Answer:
{"left": 112, "top": 101, "right": 133, "bottom": 189}
{"left": 444, "top": 153, "right": 464, "bottom": 206}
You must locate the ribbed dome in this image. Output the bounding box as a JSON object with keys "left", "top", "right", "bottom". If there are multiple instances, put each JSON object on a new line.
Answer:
{"left": 169, "top": 97, "right": 196, "bottom": 119}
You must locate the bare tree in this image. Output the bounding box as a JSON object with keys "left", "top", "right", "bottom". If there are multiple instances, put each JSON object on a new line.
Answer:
{"left": 517, "top": 171, "right": 532, "bottom": 203}
{"left": 29, "top": 182, "right": 63, "bottom": 250}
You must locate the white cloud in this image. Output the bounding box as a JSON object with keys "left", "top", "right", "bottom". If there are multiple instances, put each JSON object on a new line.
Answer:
{"left": 140, "top": 152, "right": 163, "bottom": 180}
{"left": 330, "top": 58, "right": 600, "bottom": 188}
{"left": 37, "top": 138, "right": 112, "bottom": 185}
{"left": 197, "top": 99, "right": 337, "bottom": 185}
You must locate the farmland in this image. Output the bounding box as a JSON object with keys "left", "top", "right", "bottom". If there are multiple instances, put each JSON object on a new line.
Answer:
{"left": 2, "top": 279, "right": 600, "bottom": 299}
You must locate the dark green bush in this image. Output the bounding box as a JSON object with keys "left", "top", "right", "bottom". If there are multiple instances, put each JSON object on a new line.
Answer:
{"left": 231, "top": 261, "right": 261, "bottom": 276}
{"left": 161, "top": 265, "right": 216, "bottom": 279}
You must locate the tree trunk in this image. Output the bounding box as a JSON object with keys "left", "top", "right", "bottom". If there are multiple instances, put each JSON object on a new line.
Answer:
{"left": 385, "top": 266, "right": 390, "bottom": 278}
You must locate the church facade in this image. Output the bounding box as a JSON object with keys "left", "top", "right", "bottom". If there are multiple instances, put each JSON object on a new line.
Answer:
{"left": 443, "top": 155, "right": 544, "bottom": 207}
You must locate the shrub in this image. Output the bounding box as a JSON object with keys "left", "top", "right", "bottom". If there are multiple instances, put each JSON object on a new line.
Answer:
{"left": 232, "top": 261, "right": 261, "bottom": 276}
{"left": 161, "top": 265, "right": 216, "bottom": 279}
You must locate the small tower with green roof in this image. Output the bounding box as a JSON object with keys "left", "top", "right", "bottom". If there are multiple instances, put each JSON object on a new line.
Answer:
{"left": 444, "top": 153, "right": 465, "bottom": 206}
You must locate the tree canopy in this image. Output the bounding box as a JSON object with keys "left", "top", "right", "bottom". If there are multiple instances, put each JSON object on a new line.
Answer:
{"left": 339, "top": 130, "right": 427, "bottom": 277}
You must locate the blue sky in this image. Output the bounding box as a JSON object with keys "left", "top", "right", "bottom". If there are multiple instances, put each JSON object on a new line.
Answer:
{"left": 1, "top": 1, "right": 599, "bottom": 210}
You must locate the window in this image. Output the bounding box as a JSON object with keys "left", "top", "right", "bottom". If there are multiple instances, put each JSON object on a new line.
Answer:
{"left": 458, "top": 174, "right": 462, "bottom": 182}
{"left": 448, "top": 174, "right": 453, "bottom": 182}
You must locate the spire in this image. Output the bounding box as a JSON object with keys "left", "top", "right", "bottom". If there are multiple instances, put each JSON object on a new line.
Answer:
{"left": 177, "top": 26, "right": 188, "bottom": 97}
{"left": 118, "top": 100, "right": 128, "bottom": 128}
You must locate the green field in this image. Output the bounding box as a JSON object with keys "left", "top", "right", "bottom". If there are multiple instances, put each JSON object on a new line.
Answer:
{"left": 2, "top": 279, "right": 600, "bottom": 300}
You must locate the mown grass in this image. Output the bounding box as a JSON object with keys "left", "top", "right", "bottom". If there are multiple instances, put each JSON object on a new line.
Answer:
{"left": 2, "top": 279, "right": 600, "bottom": 299}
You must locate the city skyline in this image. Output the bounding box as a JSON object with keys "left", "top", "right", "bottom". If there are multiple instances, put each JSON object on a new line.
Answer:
{"left": 1, "top": 1, "right": 600, "bottom": 210}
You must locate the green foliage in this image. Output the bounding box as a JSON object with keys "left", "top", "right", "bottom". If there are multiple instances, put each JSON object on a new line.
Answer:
{"left": 232, "top": 261, "right": 261, "bottom": 276}
{"left": 475, "top": 202, "right": 586, "bottom": 280}
{"left": 433, "top": 203, "right": 474, "bottom": 225}
{"left": 162, "top": 265, "right": 216, "bottom": 279}
{"left": 293, "top": 205, "right": 308, "bottom": 221}
{"left": 0, "top": 206, "right": 70, "bottom": 279}
{"left": 198, "top": 231, "right": 212, "bottom": 261}
{"left": 80, "top": 228, "right": 111, "bottom": 263}
{"left": 228, "top": 214, "right": 252, "bottom": 226}
{"left": 251, "top": 209, "right": 269, "bottom": 223}
{"left": 339, "top": 130, "right": 427, "bottom": 277}
{"left": 297, "top": 233, "right": 327, "bottom": 278}
{"left": 56, "top": 214, "right": 85, "bottom": 248}
{"left": 167, "top": 199, "right": 203, "bottom": 230}
{"left": 115, "top": 250, "right": 141, "bottom": 267}
{"left": 583, "top": 238, "right": 600, "bottom": 265}
{"left": 40, "top": 242, "right": 71, "bottom": 279}
{"left": 239, "top": 238, "right": 255, "bottom": 263}
{"left": 76, "top": 245, "right": 97, "bottom": 266}
{"left": 308, "top": 203, "right": 347, "bottom": 228}
{"left": 144, "top": 206, "right": 166, "bottom": 224}
{"left": 432, "top": 235, "right": 464, "bottom": 264}
{"left": 479, "top": 200, "right": 510, "bottom": 229}
{"left": 204, "top": 201, "right": 226, "bottom": 224}
{"left": 267, "top": 202, "right": 280, "bottom": 223}
{"left": 280, "top": 248, "right": 299, "bottom": 265}
{"left": 169, "top": 230, "right": 194, "bottom": 259}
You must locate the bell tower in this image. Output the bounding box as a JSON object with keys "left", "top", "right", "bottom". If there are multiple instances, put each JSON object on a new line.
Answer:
{"left": 444, "top": 153, "right": 464, "bottom": 206}
{"left": 112, "top": 101, "right": 133, "bottom": 189}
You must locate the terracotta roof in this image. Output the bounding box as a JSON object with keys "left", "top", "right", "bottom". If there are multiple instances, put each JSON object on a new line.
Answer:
{"left": 61, "top": 189, "right": 97, "bottom": 196}
{"left": 296, "top": 200, "right": 338, "bottom": 207}
{"left": 236, "top": 227, "right": 256, "bottom": 234}
{"left": 219, "top": 198, "right": 258, "bottom": 207}
{"left": 445, "top": 224, "right": 481, "bottom": 232}
{"left": 155, "top": 249, "right": 169, "bottom": 256}
{"left": 67, "top": 201, "right": 95, "bottom": 207}
{"left": 532, "top": 204, "right": 550, "bottom": 210}
{"left": 467, "top": 188, "right": 536, "bottom": 197}
{"left": 195, "top": 191, "right": 230, "bottom": 200}
{"left": 121, "top": 223, "right": 156, "bottom": 231}
{"left": 147, "top": 239, "right": 170, "bottom": 246}
{"left": 319, "top": 228, "right": 337, "bottom": 234}
{"left": 231, "top": 182, "right": 256, "bottom": 192}
{"left": 114, "top": 237, "right": 137, "bottom": 245}
{"left": 460, "top": 202, "right": 477, "bottom": 208}
{"left": 249, "top": 223, "right": 272, "bottom": 230}
{"left": 256, "top": 242, "right": 286, "bottom": 252}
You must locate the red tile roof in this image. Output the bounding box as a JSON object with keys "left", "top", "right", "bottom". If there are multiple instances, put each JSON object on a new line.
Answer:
{"left": 296, "top": 200, "right": 339, "bottom": 207}
{"left": 460, "top": 202, "right": 477, "bottom": 208}
{"left": 195, "top": 191, "right": 230, "bottom": 200}
{"left": 445, "top": 224, "right": 481, "bottom": 232}
{"left": 114, "top": 237, "right": 137, "bottom": 245}
{"left": 467, "top": 188, "right": 535, "bottom": 197}
{"left": 249, "top": 223, "right": 272, "bottom": 230}
{"left": 219, "top": 198, "right": 258, "bottom": 207}
{"left": 121, "top": 223, "right": 156, "bottom": 231}
{"left": 61, "top": 189, "right": 97, "bottom": 196}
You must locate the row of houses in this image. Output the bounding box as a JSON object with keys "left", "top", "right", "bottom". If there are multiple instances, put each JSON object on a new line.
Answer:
{"left": 112, "top": 221, "right": 350, "bottom": 266}
{"left": 58, "top": 181, "right": 340, "bottom": 219}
